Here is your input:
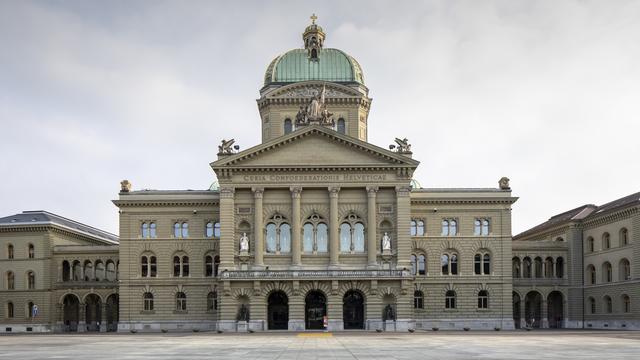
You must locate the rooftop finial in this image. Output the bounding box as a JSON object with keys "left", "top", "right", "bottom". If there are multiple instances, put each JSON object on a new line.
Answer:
{"left": 310, "top": 13, "right": 317, "bottom": 25}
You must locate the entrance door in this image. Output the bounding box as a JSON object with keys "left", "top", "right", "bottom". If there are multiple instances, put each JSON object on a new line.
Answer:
{"left": 343, "top": 290, "right": 364, "bottom": 329}
{"left": 547, "top": 291, "right": 564, "bottom": 328}
{"left": 62, "top": 294, "right": 80, "bottom": 332}
{"left": 268, "top": 291, "right": 289, "bottom": 330}
{"left": 305, "top": 291, "right": 326, "bottom": 330}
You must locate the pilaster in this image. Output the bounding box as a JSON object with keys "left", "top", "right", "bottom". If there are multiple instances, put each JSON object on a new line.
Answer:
{"left": 329, "top": 187, "right": 340, "bottom": 268}
{"left": 291, "top": 187, "right": 302, "bottom": 267}
{"left": 253, "top": 188, "right": 264, "bottom": 268}
{"left": 395, "top": 185, "right": 411, "bottom": 269}
{"left": 220, "top": 187, "right": 236, "bottom": 270}
{"left": 366, "top": 186, "right": 378, "bottom": 268}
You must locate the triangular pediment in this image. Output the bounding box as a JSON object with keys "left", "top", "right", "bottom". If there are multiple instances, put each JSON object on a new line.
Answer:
{"left": 211, "top": 126, "right": 419, "bottom": 171}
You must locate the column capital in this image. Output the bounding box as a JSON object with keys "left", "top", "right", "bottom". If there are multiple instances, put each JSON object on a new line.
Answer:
{"left": 252, "top": 187, "right": 264, "bottom": 198}
{"left": 290, "top": 186, "right": 303, "bottom": 198}
{"left": 220, "top": 187, "right": 235, "bottom": 198}
{"left": 366, "top": 186, "right": 379, "bottom": 195}
{"left": 395, "top": 185, "right": 411, "bottom": 197}
{"left": 328, "top": 186, "right": 341, "bottom": 197}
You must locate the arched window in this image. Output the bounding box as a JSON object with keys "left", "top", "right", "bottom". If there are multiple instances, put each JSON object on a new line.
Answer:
{"left": 214, "top": 255, "right": 220, "bottom": 276}
{"left": 445, "top": 290, "right": 456, "bottom": 309}
{"left": 340, "top": 223, "right": 351, "bottom": 252}
{"left": 523, "top": 257, "right": 532, "bottom": 278}
{"left": 143, "top": 292, "right": 154, "bottom": 311}
{"left": 512, "top": 257, "right": 521, "bottom": 278}
{"left": 414, "top": 290, "right": 424, "bottom": 309}
{"left": 482, "top": 219, "right": 489, "bottom": 235}
{"left": 207, "top": 291, "right": 218, "bottom": 311}
{"left": 620, "top": 228, "right": 629, "bottom": 246}
{"left": 353, "top": 223, "right": 365, "bottom": 252}
{"left": 95, "top": 261, "right": 105, "bottom": 281}
{"left": 441, "top": 219, "right": 457, "bottom": 236}
{"left": 441, "top": 253, "right": 458, "bottom": 275}
{"left": 284, "top": 118, "right": 292, "bottom": 134}
{"left": 620, "top": 259, "right": 631, "bottom": 281}
{"left": 174, "top": 222, "right": 181, "bottom": 237}
{"left": 418, "top": 255, "right": 426, "bottom": 275}
{"left": 556, "top": 257, "right": 564, "bottom": 278}
{"left": 303, "top": 223, "right": 314, "bottom": 252}
{"left": 181, "top": 222, "right": 189, "bottom": 238}
{"left": 417, "top": 220, "right": 425, "bottom": 236}
{"left": 534, "top": 257, "right": 543, "bottom": 278}
{"left": 7, "top": 244, "right": 14, "bottom": 259}
{"left": 62, "top": 260, "right": 71, "bottom": 281}
{"left": 106, "top": 260, "right": 116, "bottom": 281}
{"left": 602, "top": 232, "right": 610, "bottom": 250}
{"left": 587, "top": 237, "right": 594, "bottom": 252}
{"left": 474, "top": 253, "right": 491, "bottom": 275}
{"left": 279, "top": 223, "right": 291, "bottom": 253}
{"left": 622, "top": 294, "right": 631, "bottom": 313}
{"left": 478, "top": 290, "right": 489, "bottom": 309}
{"left": 7, "top": 302, "right": 14, "bottom": 318}
{"left": 214, "top": 222, "right": 221, "bottom": 238}
{"left": 545, "top": 257, "right": 554, "bottom": 278}
{"left": 604, "top": 296, "right": 612, "bottom": 313}
{"left": 83, "top": 260, "right": 94, "bottom": 281}
{"left": 149, "top": 222, "right": 157, "bottom": 238}
{"left": 410, "top": 220, "right": 417, "bottom": 236}
{"left": 27, "top": 302, "right": 34, "bottom": 318}
{"left": 27, "top": 271, "right": 35, "bottom": 289}
{"left": 474, "top": 219, "right": 490, "bottom": 236}
{"left": 317, "top": 223, "right": 328, "bottom": 252}
{"left": 150, "top": 256, "right": 157, "bottom": 277}
{"left": 141, "top": 222, "right": 149, "bottom": 238}
{"left": 28, "top": 244, "right": 34, "bottom": 259}
{"left": 603, "top": 262, "right": 612, "bottom": 283}
{"left": 410, "top": 255, "right": 417, "bottom": 275}
{"left": 588, "top": 297, "right": 596, "bottom": 314}
{"left": 205, "top": 222, "right": 214, "bottom": 238}
{"left": 6, "top": 271, "right": 14, "bottom": 290}
{"left": 205, "top": 255, "right": 214, "bottom": 277}
{"left": 337, "top": 118, "right": 345, "bottom": 134}
{"left": 266, "top": 223, "right": 277, "bottom": 253}
{"left": 141, "top": 255, "right": 156, "bottom": 277}
{"left": 173, "top": 255, "right": 189, "bottom": 277}
{"left": 175, "top": 292, "right": 187, "bottom": 311}
{"left": 587, "top": 265, "right": 596, "bottom": 285}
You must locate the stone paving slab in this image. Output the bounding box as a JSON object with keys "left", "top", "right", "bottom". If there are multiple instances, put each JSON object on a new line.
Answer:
{"left": 1, "top": 330, "right": 639, "bottom": 359}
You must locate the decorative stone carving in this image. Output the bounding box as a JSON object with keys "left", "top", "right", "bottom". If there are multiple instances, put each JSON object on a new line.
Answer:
{"left": 237, "top": 304, "right": 250, "bottom": 321}
{"left": 499, "top": 177, "right": 511, "bottom": 190}
{"left": 390, "top": 138, "right": 411, "bottom": 153}
{"left": 120, "top": 180, "right": 131, "bottom": 193}
{"left": 280, "top": 86, "right": 351, "bottom": 98}
{"left": 239, "top": 233, "right": 249, "bottom": 252}
{"left": 218, "top": 139, "right": 238, "bottom": 155}
{"left": 295, "top": 85, "right": 335, "bottom": 128}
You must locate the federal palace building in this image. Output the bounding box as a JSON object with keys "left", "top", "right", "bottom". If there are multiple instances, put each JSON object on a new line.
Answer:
{"left": 1, "top": 18, "right": 639, "bottom": 333}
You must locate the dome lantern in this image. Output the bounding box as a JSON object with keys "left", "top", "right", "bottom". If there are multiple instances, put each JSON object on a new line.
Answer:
{"left": 303, "top": 14, "right": 325, "bottom": 60}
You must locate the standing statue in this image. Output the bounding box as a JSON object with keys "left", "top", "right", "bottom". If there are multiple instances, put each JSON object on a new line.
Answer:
{"left": 239, "top": 232, "right": 249, "bottom": 252}
{"left": 237, "top": 304, "right": 250, "bottom": 322}
{"left": 295, "top": 84, "right": 334, "bottom": 127}
{"left": 383, "top": 304, "right": 396, "bottom": 321}
{"left": 381, "top": 232, "right": 392, "bottom": 251}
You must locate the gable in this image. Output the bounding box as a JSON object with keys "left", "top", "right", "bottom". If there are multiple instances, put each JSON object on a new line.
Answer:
{"left": 212, "top": 126, "right": 418, "bottom": 170}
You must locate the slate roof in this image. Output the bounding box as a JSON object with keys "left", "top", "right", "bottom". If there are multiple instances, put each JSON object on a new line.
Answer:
{"left": 591, "top": 192, "right": 640, "bottom": 217}
{"left": 0, "top": 210, "right": 118, "bottom": 244}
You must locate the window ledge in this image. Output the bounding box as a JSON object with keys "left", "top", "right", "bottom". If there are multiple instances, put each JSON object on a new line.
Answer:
{"left": 173, "top": 310, "right": 188, "bottom": 314}
{"left": 140, "top": 310, "right": 155, "bottom": 315}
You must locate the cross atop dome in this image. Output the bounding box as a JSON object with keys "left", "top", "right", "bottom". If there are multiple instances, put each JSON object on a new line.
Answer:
{"left": 310, "top": 13, "right": 317, "bottom": 24}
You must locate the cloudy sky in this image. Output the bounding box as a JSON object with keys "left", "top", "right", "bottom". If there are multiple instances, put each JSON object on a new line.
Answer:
{"left": 1, "top": 0, "right": 638, "bottom": 236}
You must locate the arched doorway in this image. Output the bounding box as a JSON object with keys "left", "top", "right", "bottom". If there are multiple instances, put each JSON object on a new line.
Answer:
{"left": 305, "top": 291, "right": 326, "bottom": 330}
{"left": 512, "top": 292, "right": 521, "bottom": 329}
{"left": 524, "top": 291, "right": 542, "bottom": 328}
{"left": 547, "top": 291, "right": 563, "bottom": 328}
{"left": 106, "top": 294, "right": 119, "bottom": 332}
{"left": 343, "top": 290, "right": 365, "bottom": 329}
{"left": 267, "top": 291, "right": 289, "bottom": 330}
{"left": 62, "top": 294, "right": 80, "bottom": 332}
{"left": 85, "top": 294, "right": 102, "bottom": 332}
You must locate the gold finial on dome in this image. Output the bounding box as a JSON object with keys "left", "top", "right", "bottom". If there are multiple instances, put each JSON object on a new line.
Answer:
{"left": 310, "top": 13, "right": 317, "bottom": 25}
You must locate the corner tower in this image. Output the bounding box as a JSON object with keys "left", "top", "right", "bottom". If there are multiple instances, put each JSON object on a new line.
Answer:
{"left": 258, "top": 15, "right": 372, "bottom": 143}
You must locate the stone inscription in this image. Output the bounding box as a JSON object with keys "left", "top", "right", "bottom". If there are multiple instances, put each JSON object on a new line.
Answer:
{"left": 242, "top": 174, "right": 387, "bottom": 183}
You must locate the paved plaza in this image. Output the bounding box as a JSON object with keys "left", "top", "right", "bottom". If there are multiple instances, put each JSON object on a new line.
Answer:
{"left": 1, "top": 330, "right": 640, "bottom": 359}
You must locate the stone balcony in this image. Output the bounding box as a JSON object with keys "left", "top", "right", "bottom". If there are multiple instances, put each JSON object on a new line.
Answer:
{"left": 220, "top": 269, "right": 410, "bottom": 281}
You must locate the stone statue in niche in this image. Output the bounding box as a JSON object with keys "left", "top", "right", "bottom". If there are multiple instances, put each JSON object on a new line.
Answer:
{"left": 237, "top": 304, "right": 250, "bottom": 322}
{"left": 381, "top": 232, "right": 392, "bottom": 251}
{"left": 383, "top": 304, "right": 396, "bottom": 321}
{"left": 294, "top": 84, "right": 334, "bottom": 127}
{"left": 239, "top": 232, "right": 249, "bottom": 252}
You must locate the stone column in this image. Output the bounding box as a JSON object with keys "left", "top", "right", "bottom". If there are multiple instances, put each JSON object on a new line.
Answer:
{"left": 519, "top": 257, "right": 523, "bottom": 278}
{"left": 100, "top": 303, "right": 107, "bottom": 332}
{"left": 219, "top": 187, "right": 236, "bottom": 271}
{"left": 366, "top": 186, "right": 378, "bottom": 268}
{"left": 541, "top": 297, "right": 549, "bottom": 328}
{"left": 291, "top": 187, "right": 302, "bottom": 267}
{"left": 329, "top": 187, "right": 340, "bottom": 268}
{"left": 519, "top": 298, "right": 526, "bottom": 329}
{"left": 253, "top": 188, "right": 264, "bottom": 269}
{"left": 395, "top": 186, "right": 412, "bottom": 269}
{"left": 552, "top": 259, "right": 556, "bottom": 278}
{"left": 78, "top": 303, "right": 86, "bottom": 333}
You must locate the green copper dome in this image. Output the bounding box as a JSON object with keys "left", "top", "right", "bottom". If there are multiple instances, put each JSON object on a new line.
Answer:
{"left": 264, "top": 48, "right": 365, "bottom": 86}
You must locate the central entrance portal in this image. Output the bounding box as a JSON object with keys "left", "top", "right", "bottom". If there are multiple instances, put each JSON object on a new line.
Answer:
{"left": 343, "top": 290, "right": 365, "bottom": 329}
{"left": 268, "top": 291, "right": 289, "bottom": 330}
{"left": 305, "top": 291, "right": 327, "bottom": 330}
